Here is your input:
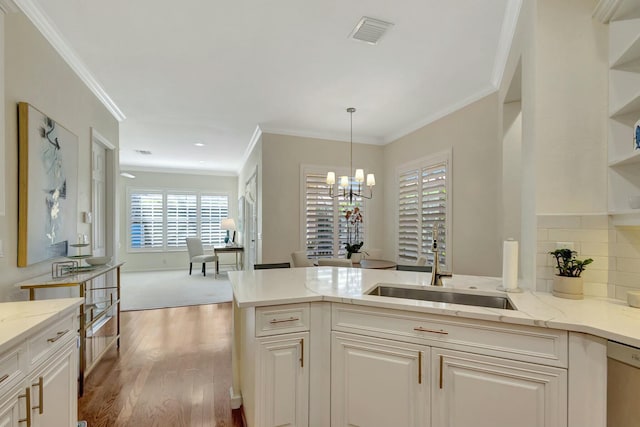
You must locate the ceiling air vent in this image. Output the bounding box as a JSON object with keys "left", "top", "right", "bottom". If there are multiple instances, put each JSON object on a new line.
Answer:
{"left": 135, "top": 149, "right": 152, "bottom": 155}
{"left": 349, "top": 17, "right": 394, "bottom": 45}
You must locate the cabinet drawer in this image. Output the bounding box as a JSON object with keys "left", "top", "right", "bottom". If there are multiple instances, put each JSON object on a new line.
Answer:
{"left": 28, "top": 313, "right": 76, "bottom": 368}
{"left": 256, "top": 303, "right": 310, "bottom": 337}
{"left": 332, "top": 304, "right": 568, "bottom": 368}
{"left": 0, "top": 343, "right": 25, "bottom": 398}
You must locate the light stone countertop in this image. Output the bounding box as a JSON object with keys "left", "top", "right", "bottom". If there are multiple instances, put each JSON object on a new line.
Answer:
{"left": 0, "top": 298, "right": 83, "bottom": 353}
{"left": 229, "top": 267, "right": 640, "bottom": 348}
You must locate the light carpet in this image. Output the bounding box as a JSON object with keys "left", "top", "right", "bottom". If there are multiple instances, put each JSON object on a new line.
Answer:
{"left": 120, "top": 269, "right": 233, "bottom": 311}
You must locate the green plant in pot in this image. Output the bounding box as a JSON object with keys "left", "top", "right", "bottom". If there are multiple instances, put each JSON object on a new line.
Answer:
{"left": 548, "top": 249, "right": 593, "bottom": 299}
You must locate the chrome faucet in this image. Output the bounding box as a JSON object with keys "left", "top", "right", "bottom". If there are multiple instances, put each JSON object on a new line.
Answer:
{"left": 429, "top": 229, "right": 452, "bottom": 286}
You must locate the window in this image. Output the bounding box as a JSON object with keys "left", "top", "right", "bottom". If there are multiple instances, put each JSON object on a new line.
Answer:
{"left": 398, "top": 151, "right": 450, "bottom": 269}
{"left": 303, "top": 168, "right": 366, "bottom": 258}
{"left": 128, "top": 189, "right": 229, "bottom": 251}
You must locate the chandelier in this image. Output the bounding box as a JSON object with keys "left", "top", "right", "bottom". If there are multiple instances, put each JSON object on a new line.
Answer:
{"left": 326, "top": 107, "right": 375, "bottom": 202}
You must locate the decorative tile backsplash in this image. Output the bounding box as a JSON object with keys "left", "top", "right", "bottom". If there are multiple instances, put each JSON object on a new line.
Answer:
{"left": 536, "top": 214, "right": 640, "bottom": 300}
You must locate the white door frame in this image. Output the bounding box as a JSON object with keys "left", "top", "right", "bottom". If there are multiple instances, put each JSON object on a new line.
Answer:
{"left": 90, "top": 128, "right": 117, "bottom": 261}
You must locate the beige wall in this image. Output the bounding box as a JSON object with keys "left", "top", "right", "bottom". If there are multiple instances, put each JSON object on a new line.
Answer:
{"left": 534, "top": 0, "right": 608, "bottom": 214}
{"left": 383, "top": 94, "right": 502, "bottom": 277}
{"left": 0, "top": 12, "right": 119, "bottom": 301}
{"left": 118, "top": 171, "right": 238, "bottom": 272}
{"left": 261, "top": 133, "right": 385, "bottom": 264}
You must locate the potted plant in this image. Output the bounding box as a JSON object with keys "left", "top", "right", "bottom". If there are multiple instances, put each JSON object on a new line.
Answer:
{"left": 548, "top": 249, "right": 593, "bottom": 299}
{"left": 344, "top": 207, "right": 364, "bottom": 262}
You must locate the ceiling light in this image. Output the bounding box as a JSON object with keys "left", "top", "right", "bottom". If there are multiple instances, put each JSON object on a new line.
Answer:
{"left": 326, "top": 108, "right": 375, "bottom": 202}
{"left": 135, "top": 149, "right": 152, "bottom": 155}
{"left": 120, "top": 172, "right": 136, "bottom": 179}
{"left": 194, "top": 142, "right": 205, "bottom": 147}
{"left": 349, "top": 17, "right": 394, "bottom": 45}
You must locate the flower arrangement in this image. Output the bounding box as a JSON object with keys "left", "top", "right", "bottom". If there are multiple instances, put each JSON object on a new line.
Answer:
{"left": 548, "top": 249, "right": 593, "bottom": 277}
{"left": 344, "top": 207, "right": 363, "bottom": 259}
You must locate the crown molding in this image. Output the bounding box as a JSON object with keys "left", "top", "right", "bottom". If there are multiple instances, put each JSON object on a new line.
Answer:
{"left": 593, "top": 0, "right": 622, "bottom": 23}
{"left": 491, "top": 0, "right": 522, "bottom": 88}
{"left": 0, "top": 0, "right": 18, "bottom": 13}
{"left": 120, "top": 164, "right": 238, "bottom": 177}
{"left": 258, "top": 126, "right": 383, "bottom": 145}
{"left": 383, "top": 85, "right": 497, "bottom": 143}
{"left": 236, "top": 125, "right": 262, "bottom": 174}
{"left": 13, "top": 0, "right": 126, "bottom": 121}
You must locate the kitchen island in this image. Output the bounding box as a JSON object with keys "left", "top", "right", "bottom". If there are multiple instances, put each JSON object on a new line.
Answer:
{"left": 230, "top": 267, "right": 637, "bottom": 427}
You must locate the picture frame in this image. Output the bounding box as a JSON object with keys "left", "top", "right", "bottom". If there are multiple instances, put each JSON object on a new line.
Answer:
{"left": 18, "top": 102, "right": 79, "bottom": 266}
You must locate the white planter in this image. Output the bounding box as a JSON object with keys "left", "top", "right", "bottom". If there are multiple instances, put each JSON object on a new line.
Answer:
{"left": 350, "top": 253, "right": 363, "bottom": 264}
{"left": 552, "top": 275, "right": 584, "bottom": 300}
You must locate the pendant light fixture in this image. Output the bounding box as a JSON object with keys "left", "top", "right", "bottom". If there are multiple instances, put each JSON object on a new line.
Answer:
{"left": 326, "top": 107, "right": 375, "bottom": 202}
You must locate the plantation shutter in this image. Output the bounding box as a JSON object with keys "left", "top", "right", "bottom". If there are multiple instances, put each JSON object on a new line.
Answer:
{"left": 201, "top": 194, "right": 229, "bottom": 247}
{"left": 129, "top": 192, "right": 164, "bottom": 249}
{"left": 397, "top": 154, "right": 449, "bottom": 269}
{"left": 166, "top": 193, "right": 197, "bottom": 248}
{"left": 305, "top": 172, "right": 335, "bottom": 257}
{"left": 398, "top": 169, "right": 420, "bottom": 262}
{"left": 421, "top": 161, "right": 447, "bottom": 268}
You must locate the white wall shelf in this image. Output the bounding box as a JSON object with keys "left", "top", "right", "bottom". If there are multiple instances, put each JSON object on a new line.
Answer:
{"left": 607, "top": 9, "right": 640, "bottom": 224}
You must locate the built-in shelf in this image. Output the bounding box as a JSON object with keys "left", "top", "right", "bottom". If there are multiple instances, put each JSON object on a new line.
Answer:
{"left": 608, "top": 9, "right": 640, "bottom": 227}
{"left": 609, "top": 210, "right": 640, "bottom": 226}
{"left": 609, "top": 149, "right": 640, "bottom": 166}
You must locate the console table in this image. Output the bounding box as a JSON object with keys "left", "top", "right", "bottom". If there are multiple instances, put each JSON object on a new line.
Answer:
{"left": 18, "top": 262, "right": 123, "bottom": 395}
{"left": 214, "top": 246, "right": 244, "bottom": 273}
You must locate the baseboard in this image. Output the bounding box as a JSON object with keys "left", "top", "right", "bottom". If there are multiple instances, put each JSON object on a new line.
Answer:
{"left": 229, "top": 386, "right": 242, "bottom": 409}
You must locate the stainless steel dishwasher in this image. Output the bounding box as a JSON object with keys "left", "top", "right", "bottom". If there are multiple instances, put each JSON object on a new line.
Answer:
{"left": 607, "top": 341, "right": 640, "bottom": 426}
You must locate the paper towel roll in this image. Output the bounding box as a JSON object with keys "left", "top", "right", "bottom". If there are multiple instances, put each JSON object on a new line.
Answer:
{"left": 502, "top": 239, "right": 519, "bottom": 291}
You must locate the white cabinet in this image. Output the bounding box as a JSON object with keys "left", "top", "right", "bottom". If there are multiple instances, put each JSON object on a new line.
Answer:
{"left": 0, "top": 386, "right": 24, "bottom": 427}
{"left": 606, "top": 4, "right": 640, "bottom": 224}
{"left": 29, "top": 339, "right": 77, "bottom": 427}
{"left": 431, "top": 348, "right": 567, "bottom": 427}
{"left": 256, "top": 332, "right": 309, "bottom": 427}
{"left": 0, "top": 301, "right": 79, "bottom": 427}
{"left": 331, "top": 332, "right": 429, "bottom": 427}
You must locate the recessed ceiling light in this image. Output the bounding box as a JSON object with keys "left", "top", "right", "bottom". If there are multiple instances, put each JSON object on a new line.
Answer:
{"left": 194, "top": 142, "right": 205, "bottom": 147}
{"left": 120, "top": 172, "right": 136, "bottom": 179}
{"left": 135, "top": 149, "right": 152, "bottom": 155}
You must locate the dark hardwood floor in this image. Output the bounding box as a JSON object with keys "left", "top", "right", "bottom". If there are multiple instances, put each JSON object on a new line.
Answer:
{"left": 78, "top": 303, "right": 244, "bottom": 427}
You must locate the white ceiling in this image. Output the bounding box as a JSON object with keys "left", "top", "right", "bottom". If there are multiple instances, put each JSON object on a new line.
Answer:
{"left": 24, "top": 0, "right": 519, "bottom": 174}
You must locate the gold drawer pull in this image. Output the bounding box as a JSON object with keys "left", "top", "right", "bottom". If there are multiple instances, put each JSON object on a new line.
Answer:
{"left": 414, "top": 327, "right": 448, "bottom": 335}
{"left": 18, "top": 387, "right": 31, "bottom": 426}
{"left": 31, "top": 376, "right": 44, "bottom": 414}
{"left": 0, "top": 374, "right": 9, "bottom": 383}
{"left": 47, "top": 330, "right": 69, "bottom": 343}
{"left": 269, "top": 317, "right": 300, "bottom": 324}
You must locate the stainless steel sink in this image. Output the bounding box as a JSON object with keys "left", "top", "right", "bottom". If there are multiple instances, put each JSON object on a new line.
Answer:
{"left": 367, "top": 285, "right": 516, "bottom": 310}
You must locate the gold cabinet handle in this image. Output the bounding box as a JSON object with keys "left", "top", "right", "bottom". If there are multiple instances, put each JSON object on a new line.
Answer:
{"left": 18, "top": 387, "right": 31, "bottom": 426}
{"left": 47, "top": 330, "right": 69, "bottom": 343}
{"left": 439, "top": 355, "right": 444, "bottom": 389}
{"left": 418, "top": 352, "right": 422, "bottom": 384}
{"left": 300, "top": 339, "right": 304, "bottom": 368}
{"left": 31, "top": 376, "right": 44, "bottom": 414}
{"left": 414, "top": 327, "right": 448, "bottom": 335}
{"left": 0, "top": 374, "right": 8, "bottom": 383}
{"left": 269, "top": 317, "right": 300, "bottom": 324}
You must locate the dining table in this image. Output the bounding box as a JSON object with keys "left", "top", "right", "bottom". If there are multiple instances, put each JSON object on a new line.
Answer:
{"left": 357, "top": 259, "right": 397, "bottom": 270}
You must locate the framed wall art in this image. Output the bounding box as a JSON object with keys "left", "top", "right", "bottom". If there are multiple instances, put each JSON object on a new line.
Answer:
{"left": 18, "top": 102, "right": 78, "bottom": 266}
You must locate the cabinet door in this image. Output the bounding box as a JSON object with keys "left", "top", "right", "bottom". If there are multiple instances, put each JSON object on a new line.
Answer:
{"left": 432, "top": 348, "right": 567, "bottom": 427}
{"left": 30, "top": 339, "right": 77, "bottom": 427}
{"left": 331, "top": 332, "right": 429, "bottom": 427}
{"left": 0, "top": 386, "right": 23, "bottom": 427}
{"left": 256, "top": 332, "right": 309, "bottom": 427}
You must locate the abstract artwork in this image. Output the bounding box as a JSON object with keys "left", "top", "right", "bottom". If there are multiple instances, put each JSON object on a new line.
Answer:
{"left": 18, "top": 102, "right": 78, "bottom": 266}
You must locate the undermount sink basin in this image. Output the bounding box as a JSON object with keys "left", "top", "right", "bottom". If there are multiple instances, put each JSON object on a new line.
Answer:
{"left": 367, "top": 285, "right": 516, "bottom": 310}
